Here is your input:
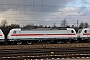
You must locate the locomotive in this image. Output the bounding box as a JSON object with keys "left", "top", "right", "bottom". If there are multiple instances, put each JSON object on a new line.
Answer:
{"left": 0, "top": 28, "right": 90, "bottom": 44}
{"left": 78, "top": 28, "right": 90, "bottom": 42}
{"left": 7, "top": 28, "right": 77, "bottom": 44}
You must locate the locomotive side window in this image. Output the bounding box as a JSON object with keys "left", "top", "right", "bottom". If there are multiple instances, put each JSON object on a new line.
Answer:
{"left": 71, "top": 30, "right": 74, "bottom": 33}
{"left": 13, "top": 31, "right": 16, "bottom": 34}
{"left": 84, "top": 30, "right": 87, "bottom": 33}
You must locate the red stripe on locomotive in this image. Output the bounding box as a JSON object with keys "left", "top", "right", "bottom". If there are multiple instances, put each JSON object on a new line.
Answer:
{"left": 0, "top": 34, "right": 2, "bottom": 36}
{"left": 11, "top": 34, "right": 76, "bottom": 36}
{"left": 11, "top": 34, "right": 44, "bottom": 36}
{"left": 83, "top": 33, "right": 90, "bottom": 35}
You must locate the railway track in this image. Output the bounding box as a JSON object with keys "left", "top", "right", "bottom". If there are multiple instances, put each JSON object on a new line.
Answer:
{"left": 0, "top": 43, "right": 90, "bottom": 49}
{"left": 0, "top": 43, "right": 90, "bottom": 60}
{"left": 0, "top": 47, "right": 90, "bottom": 60}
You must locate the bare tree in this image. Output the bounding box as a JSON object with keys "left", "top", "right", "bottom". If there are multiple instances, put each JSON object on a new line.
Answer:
{"left": 1, "top": 20, "right": 8, "bottom": 27}
{"left": 52, "top": 23, "right": 57, "bottom": 28}
{"left": 61, "top": 19, "right": 68, "bottom": 27}
{"left": 84, "top": 22, "right": 89, "bottom": 28}
{"left": 79, "top": 22, "right": 84, "bottom": 29}
{"left": 38, "top": 25, "right": 44, "bottom": 28}
{"left": 79, "top": 22, "right": 89, "bottom": 29}
{"left": 45, "top": 26, "right": 47, "bottom": 28}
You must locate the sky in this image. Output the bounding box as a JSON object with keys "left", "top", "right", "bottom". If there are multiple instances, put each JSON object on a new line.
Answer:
{"left": 0, "top": 0, "right": 90, "bottom": 27}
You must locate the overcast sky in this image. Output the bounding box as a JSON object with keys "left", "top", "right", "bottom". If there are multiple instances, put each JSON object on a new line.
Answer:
{"left": 0, "top": 0, "right": 90, "bottom": 27}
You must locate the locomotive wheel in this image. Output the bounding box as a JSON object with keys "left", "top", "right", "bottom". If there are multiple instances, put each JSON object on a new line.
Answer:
{"left": 87, "top": 39, "right": 90, "bottom": 43}
{"left": 27, "top": 41, "right": 32, "bottom": 44}
{"left": 57, "top": 41, "right": 62, "bottom": 44}
{"left": 66, "top": 40, "right": 71, "bottom": 43}
{"left": 17, "top": 42, "right": 22, "bottom": 45}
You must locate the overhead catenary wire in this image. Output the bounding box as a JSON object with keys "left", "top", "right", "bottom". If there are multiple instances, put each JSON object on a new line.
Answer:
{"left": 0, "top": 0, "right": 87, "bottom": 26}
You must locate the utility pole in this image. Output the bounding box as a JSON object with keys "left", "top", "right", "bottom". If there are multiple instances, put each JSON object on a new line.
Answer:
{"left": 32, "top": 0, "right": 34, "bottom": 11}
{"left": 41, "top": 0, "right": 44, "bottom": 6}
{"left": 77, "top": 20, "right": 78, "bottom": 28}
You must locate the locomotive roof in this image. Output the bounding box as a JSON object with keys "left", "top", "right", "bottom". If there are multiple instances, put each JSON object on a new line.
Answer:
{"left": 78, "top": 28, "right": 90, "bottom": 30}
{"left": 83, "top": 28, "right": 90, "bottom": 30}
{"left": 21, "top": 28, "right": 74, "bottom": 31}
{"left": 21, "top": 28, "right": 68, "bottom": 30}
{"left": 11, "top": 28, "right": 74, "bottom": 31}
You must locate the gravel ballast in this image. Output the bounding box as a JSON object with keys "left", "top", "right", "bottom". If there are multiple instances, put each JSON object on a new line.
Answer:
{"left": 0, "top": 43, "right": 90, "bottom": 49}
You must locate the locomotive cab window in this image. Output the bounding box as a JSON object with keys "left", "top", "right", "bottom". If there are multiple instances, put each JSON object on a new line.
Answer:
{"left": 84, "top": 30, "right": 87, "bottom": 33}
{"left": 13, "top": 31, "right": 16, "bottom": 34}
{"left": 71, "top": 30, "right": 74, "bottom": 33}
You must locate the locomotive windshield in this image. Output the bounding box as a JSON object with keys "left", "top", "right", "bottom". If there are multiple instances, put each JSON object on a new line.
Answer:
{"left": 13, "top": 31, "right": 16, "bottom": 34}
{"left": 78, "top": 29, "right": 82, "bottom": 33}
{"left": 84, "top": 30, "right": 87, "bottom": 33}
{"left": 71, "top": 30, "right": 74, "bottom": 33}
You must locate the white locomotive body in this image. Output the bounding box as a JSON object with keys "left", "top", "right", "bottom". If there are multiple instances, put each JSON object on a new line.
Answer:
{"left": 0, "top": 29, "right": 5, "bottom": 42}
{"left": 78, "top": 28, "right": 90, "bottom": 42}
{"left": 7, "top": 28, "right": 77, "bottom": 44}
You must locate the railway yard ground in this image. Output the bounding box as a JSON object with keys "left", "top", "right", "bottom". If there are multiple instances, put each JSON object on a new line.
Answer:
{"left": 0, "top": 43, "right": 90, "bottom": 49}
{"left": 0, "top": 43, "right": 90, "bottom": 60}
